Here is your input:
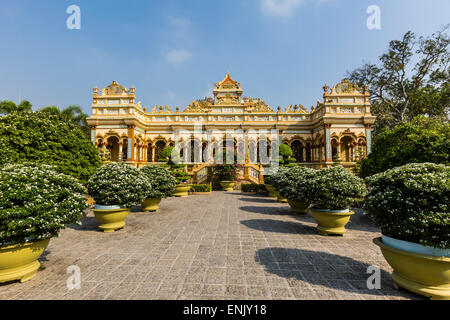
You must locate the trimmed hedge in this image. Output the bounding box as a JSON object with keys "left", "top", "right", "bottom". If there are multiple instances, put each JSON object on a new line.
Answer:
{"left": 0, "top": 111, "right": 101, "bottom": 184}
{"left": 191, "top": 184, "right": 212, "bottom": 192}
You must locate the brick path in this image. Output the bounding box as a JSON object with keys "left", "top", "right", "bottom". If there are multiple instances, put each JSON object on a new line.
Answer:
{"left": 0, "top": 192, "right": 421, "bottom": 300}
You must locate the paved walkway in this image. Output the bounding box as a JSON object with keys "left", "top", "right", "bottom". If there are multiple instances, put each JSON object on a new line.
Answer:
{"left": 0, "top": 192, "right": 421, "bottom": 300}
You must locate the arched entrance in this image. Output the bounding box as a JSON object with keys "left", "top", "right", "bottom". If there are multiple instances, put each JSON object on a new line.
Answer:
{"left": 291, "top": 140, "right": 303, "bottom": 162}
{"left": 107, "top": 136, "right": 120, "bottom": 162}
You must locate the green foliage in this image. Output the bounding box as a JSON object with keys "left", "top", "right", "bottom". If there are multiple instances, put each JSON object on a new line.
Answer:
{"left": 213, "top": 164, "right": 239, "bottom": 181}
{"left": 140, "top": 166, "right": 176, "bottom": 198}
{"left": 170, "top": 169, "right": 190, "bottom": 184}
{"left": 241, "top": 184, "right": 261, "bottom": 192}
{"left": 277, "top": 166, "right": 317, "bottom": 203}
{"left": 191, "top": 184, "right": 212, "bottom": 192}
{"left": 348, "top": 28, "right": 449, "bottom": 133}
{"left": 364, "top": 163, "right": 449, "bottom": 249}
{"left": 0, "top": 164, "right": 86, "bottom": 245}
{"left": 360, "top": 116, "right": 450, "bottom": 177}
{"left": 40, "top": 105, "right": 90, "bottom": 138}
{"left": 0, "top": 100, "right": 32, "bottom": 114}
{"left": 308, "top": 166, "right": 367, "bottom": 210}
{"left": 0, "top": 111, "right": 101, "bottom": 184}
{"left": 160, "top": 146, "right": 174, "bottom": 163}
{"left": 87, "top": 163, "right": 151, "bottom": 208}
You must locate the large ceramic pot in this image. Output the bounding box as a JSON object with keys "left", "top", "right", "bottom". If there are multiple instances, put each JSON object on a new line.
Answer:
{"left": 265, "top": 184, "right": 277, "bottom": 197}
{"left": 275, "top": 191, "right": 288, "bottom": 203}
{"left": 220, "top": 181, "right": 235, "bottom": 192}
{"left": 92, "top": 205, "right": 130, "bottom": 233}
{"left": 310, "top": 208, "right": 354, "bottom": 236}
{"left": 173, "top": 184, "right": 192, "bottom": 197}
{"left": 141, "top": 198, "right": 162, "bottom": 212}
{"left": 0, "top": 239, "right": 50, "bottom": 283}
{"left": 287, "top": 200, "right": 309, "bottom": 214}
{"left": 373, "top": 237, "right": 450, "bottom": 300}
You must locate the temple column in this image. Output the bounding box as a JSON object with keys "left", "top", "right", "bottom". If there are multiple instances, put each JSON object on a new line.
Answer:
{"left": 151, "top": 145, "right": 156, "bottom": 163}
{"left": 118, "top": 142, "right": 123, "bottom": 162}
{"left": 127, "top": 125, "right": 135, "bottom": 162}
{"left": 324, "top": 124, "right": 332, "bottom": 162}
{"left": 365, "top": 124, "right": 372, "bottom": 155}
{"left": 90, "top": 126, "right": 96, "bottom": 144}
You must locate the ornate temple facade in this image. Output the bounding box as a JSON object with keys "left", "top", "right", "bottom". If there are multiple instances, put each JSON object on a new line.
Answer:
{"left": 87, "top": 73, "right": 375, "bottom": 182}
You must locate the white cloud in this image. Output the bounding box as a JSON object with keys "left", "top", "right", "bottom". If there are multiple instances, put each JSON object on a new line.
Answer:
{"left": 261, "top": 0, "right": 304, "bottom": 17}
{"left": 166, "top": 49, "right": 192, "bottom": 65}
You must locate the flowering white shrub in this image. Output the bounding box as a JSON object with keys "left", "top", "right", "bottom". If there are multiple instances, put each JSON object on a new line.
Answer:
{"left": 140, "top": 165, "right": 176, "bottom": 198}
{"left": 266, "top": 166, "right": 289, "bottom": 190}
{"left": 87, "top": 163, "right": 151, "bottom": 208}
{"left": 0, "top": 164, "right": 87, "bottom": 245}
{"left": 277, "top": 166, "right": 317, "bottom": 203}
{"left": 364, "top": 163, "right": 449, "bottom": 249}
{"left": 308, "top": 165, "right": 367, "bottom": 210}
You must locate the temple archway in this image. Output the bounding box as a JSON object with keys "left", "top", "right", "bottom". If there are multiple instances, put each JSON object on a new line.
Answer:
{"left": 155, "top": 140, "right": 166, "bottom": 162}
{"left": 291, "top": 140, "right": 303, "bottom": 162}
{"left": 107, "top": 136, "right": 120, "bottom": 162}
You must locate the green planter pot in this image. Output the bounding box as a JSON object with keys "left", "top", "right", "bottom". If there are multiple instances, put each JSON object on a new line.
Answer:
{"left": 173, "top": 184, "right": 192, "bottom": 197}
{"left": 275, "top": 191, "right": 288, "bottom": 203}
{"left": 287, "top": 200, "right": 309, "bottom": 214}
{"left": 93, "top": 205, "right": 130, "bottom": 233}
{"left": 310, "top": 208, "right": 354, "bottom": 236}
{"left": 220, "top": 181, "right": 235, "bottom": 191}
{"left": 265, "top": 184, "right": 277, "bottom": 197}
{"left": 141, "top": 197, "right": 162, "bottom": 212}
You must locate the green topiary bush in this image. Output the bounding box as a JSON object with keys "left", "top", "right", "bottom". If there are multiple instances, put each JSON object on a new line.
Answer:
{"left": 308, "top": 166, "right": 367, "bottom": 210}
{"left": 87, "top": 163, "right": 151, "bottom": 208}
{"left": 241, "top": 184, "right": 261, "bottom": 193}
{"left": 0, "top": 164, "right": 87, "bottom": 245}
{"left": 364, "top": 163, "right": 449, "bottom": 249}
{"left": 0, "top": 111, "right": 101, "bottom": 184}
{"left": 191, "top": 184, "right": 212, "bottom": 192}
{"left": 170, "top": 169, "right": 190, "bottom": 184}
{"left": 141, "top": 166, "right": 176, "bottom": 198}
{"left": 268, "top": 167, "right": 290, "bottom": 190}
{"left": 277, "top": 166, "right": 317, "bottom": 203}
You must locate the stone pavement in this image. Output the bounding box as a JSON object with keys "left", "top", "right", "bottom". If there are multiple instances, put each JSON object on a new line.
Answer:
{"left": 0, "top": 191, "right": 422, "bottom": 300}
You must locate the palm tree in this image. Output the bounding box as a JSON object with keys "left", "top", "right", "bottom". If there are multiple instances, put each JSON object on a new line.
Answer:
{"left": 0, "top": 100, "right": 32, "bottom": 115}
{"left": 40, "top": 105, "right": 90, "bottom": 137}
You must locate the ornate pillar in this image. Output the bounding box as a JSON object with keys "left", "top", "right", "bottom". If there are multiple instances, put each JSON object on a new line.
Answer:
{"left": 127, "top": 125, "right": 135, "bottom": 162}
{"left": 365, "top": 124, "right": 372, "bottom": 155}
{"left": 118, "top": 142, "right": 123, "bottom": 162}
{"left": 324, "top": 124, "right": 332, "bottom": 162}
{"left": 90, "top": 126, "right": 96, "bottom": 144}
{"left": 302, "top": 147, "right": 306, "bottom": 162}
{"left": 151, "top": 145, "right": 156, "bottom": 163}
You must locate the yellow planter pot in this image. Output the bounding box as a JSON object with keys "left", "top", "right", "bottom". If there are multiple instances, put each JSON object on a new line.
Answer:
{"left": 173, "top": 184, "right": 192, "bottom": 197}
{"left": 275, "top": 191, "right": 288, "bottom": 203}
{"left": 0, "top": 239, "right": 50, "bottom": 283}
{"left": 310, "top": 208, "right": 354, "bottom": 236}
{"left": 373, "top": 237, "right": 450, "bottom": 300}
{"left": 265, "top": 184, "right": 277, "bottom": 197}
{"left": 93, "top": 207, "right": 130, "bottom": 233}
{"left": 220, "top": 181, "right": 235, "bottom": 191}
{"left": 287, "top": 200, "right": 309, "bottom": 214}
{"left": 141, "top": 198, "right": 162, "bottom": 212}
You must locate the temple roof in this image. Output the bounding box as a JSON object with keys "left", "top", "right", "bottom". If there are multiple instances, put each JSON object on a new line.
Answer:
{"left": 214, "top": 72, "right": 242, "bottom": 91}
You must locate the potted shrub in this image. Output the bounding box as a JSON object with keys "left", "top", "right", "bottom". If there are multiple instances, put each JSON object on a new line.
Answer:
{"left": 241, "top": 184, "right": 260, "bottom": 194}
{"left": 190, "top": 184, "right": 212, "bottom": 195}
{"left": 263, "top": 175, "right": 277, "bottom": 198}
{"left": 308, "top": 166, "right": 367, "bottom": 236}
{"left": 0, "top": 164, "right": 86, "bottom": 283}
{"left": 365, "top": 163, "right": 449, "bottom": 300}
{"left": 171, "top": 166, "right": 192, "bottom": 197}
{"left": 214, "top": 164, "right": 239, "bottom": 191}
{"left": 269, "top": 167, "right": 290, "bottom": 203}
{"left": 140, "top": 166, "right": 176, "bottom": 211}
{"left": 277, "top": 166, "right": 316, "bottom": 214}
{"left": 87, "top": 163, "right": 151, "bottom": 232}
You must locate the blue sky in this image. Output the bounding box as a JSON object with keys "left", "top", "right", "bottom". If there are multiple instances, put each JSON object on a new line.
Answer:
{"left": 0, "top": 0, "right": 449, "bottom": 114}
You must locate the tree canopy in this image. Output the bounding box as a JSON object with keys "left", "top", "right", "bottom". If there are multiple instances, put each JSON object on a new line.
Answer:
{"left": 348, "top": 27, "right": 449, "bottom": 135}
{"left": 0, "top": 100, "right": 33, "bottom": 114}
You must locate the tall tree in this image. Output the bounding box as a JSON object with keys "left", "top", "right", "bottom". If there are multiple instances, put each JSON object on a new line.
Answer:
{"left": 0, "top": 100, "right": 32, "bottom": 115}
{"left": 348, "top": 27, "right": 449, "bottom": 134}
{"left": 40, "top": 105, "right": 90, "bottom": 137}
